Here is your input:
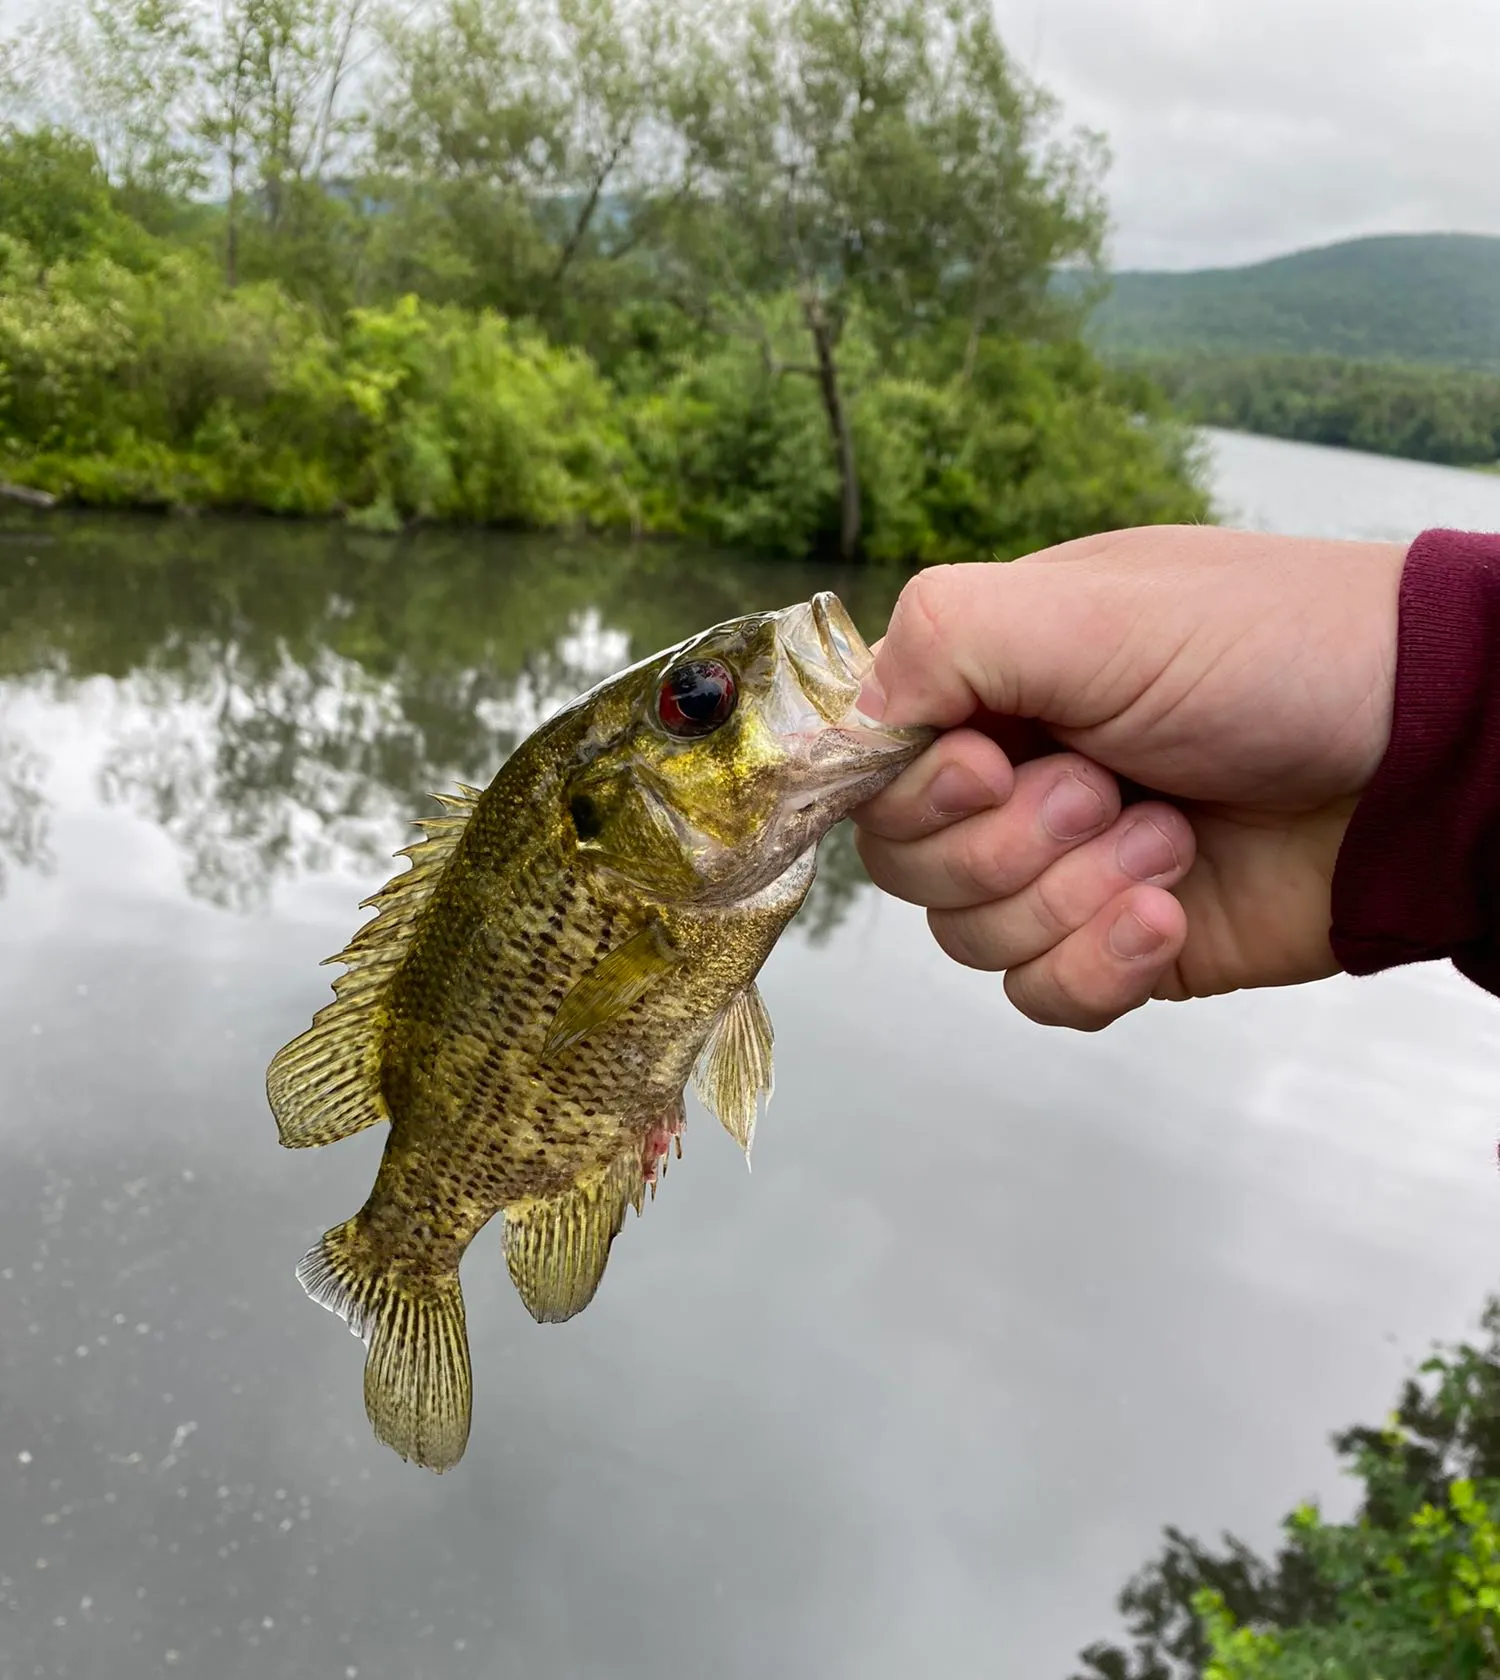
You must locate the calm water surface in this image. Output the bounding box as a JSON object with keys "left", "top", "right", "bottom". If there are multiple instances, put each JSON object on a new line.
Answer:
{"left": 6, "top": 434, "right": 1500, "bottom": 1680}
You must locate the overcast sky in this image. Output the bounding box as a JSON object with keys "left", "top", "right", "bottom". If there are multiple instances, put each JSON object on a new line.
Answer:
{"left": 996, "top": 0, "right": 1500, "bottom": 270}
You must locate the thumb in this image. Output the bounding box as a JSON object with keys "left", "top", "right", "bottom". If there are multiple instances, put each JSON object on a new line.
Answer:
{"left": 860, "top": 547, "right": 1138, "bottom": 732}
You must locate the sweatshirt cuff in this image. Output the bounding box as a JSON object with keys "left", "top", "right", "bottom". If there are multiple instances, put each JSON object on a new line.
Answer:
{"left": 1330, "top": 527, "right": 1500, "bottom": 988}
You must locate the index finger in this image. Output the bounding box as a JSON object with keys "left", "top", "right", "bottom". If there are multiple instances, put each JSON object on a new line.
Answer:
{"left": 859, "top": 546, "right": 1134, "bottom": 732}
{"left": 853, "top": 728, "right": 1015, "bottom": 842}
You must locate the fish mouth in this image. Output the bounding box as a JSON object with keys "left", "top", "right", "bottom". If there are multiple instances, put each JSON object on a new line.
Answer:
{"left": 777, "top": 591, "right": 878, "bottom": 725}
{"left": 774, "top": 592, "right": 934, "bottom": 808}
{"left": 810, "top": 591, "right": 871, "bottom": 684}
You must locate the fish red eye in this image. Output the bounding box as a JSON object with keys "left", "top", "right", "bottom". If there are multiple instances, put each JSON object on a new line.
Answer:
{"left": 656, "top": 659, "right": 737, "bottom": 737}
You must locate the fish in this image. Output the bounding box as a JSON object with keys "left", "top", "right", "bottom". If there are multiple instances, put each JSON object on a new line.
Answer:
{"left": 266, "top": 592, "right": 932, "bottom": 1472}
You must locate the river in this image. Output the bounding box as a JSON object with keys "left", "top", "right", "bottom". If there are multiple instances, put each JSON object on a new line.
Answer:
{"left": 4, "top": 429, "right": 1500, "bottom": 1680}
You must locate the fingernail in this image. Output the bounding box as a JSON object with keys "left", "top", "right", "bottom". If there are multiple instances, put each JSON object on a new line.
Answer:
{"left": 1042, "top": 774, "right": 1106, "bottom": 841}
{"left": 927, "top": 763, "right": 998, "bottom": 819}
{"left": 1116, "top": 818, "right": 1179, "bottom": 882}
{"left": 858, "top": 673, "right": 887, "bottom": 720}
{"left": 1109, "top": 909, "right": 1166, "bottom": 960}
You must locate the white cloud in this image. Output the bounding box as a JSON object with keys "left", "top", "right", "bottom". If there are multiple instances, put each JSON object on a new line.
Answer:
{"left": 998, "top": 0, "right": 1500, "bottom": 268}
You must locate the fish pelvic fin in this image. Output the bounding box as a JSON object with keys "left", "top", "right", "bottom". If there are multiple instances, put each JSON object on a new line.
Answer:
{"left": 297, "top": 1217, "right": 472, "bottom": 1473}
{"left": 267, "top": 785, "right": 480, "bottom": 1148}
{"left": 693, "top": 983, "right": 774, "bottom": 1161}
{"left": 541, "top": 921, "right": 680, "bottom": 1060}
{"left": 503, "top": 1147, "right": 645, "bottom": 1324}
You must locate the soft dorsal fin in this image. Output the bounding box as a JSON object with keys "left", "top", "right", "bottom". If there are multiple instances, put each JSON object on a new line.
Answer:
{"left": 266, "top": 785, "right": 481, "bottom": 1149}
{"left": 693, "top": 983, "right": 774, "bottom": 1162}
{"left": 542, "top": 921, "right": 680, "bottom": 1059}
{"left": 503, "top": 1146, "right": 645, "bottom": 1323}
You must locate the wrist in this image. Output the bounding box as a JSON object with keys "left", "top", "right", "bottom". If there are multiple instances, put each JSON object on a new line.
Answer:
{"left": 1331, "top": 529, "right": 1500, "bottom": 989}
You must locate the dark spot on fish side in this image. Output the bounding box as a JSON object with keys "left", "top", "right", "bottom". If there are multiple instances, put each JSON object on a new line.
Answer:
{"left": 570, "top": 794, "right": 604, "bottom": 841}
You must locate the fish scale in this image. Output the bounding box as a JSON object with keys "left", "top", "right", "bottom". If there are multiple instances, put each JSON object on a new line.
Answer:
{"left": 267, "top": 593, "right": 932, "bottom": 1471}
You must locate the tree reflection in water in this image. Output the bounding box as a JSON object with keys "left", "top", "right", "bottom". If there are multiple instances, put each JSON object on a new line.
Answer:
{"left": 0, "top": 721, "right": 51, "bottom": 893}
{"left": 1071, "top": 1299, "right": 1500, "bottom": 1680}
{"left": 0, "top": 512, "right": 906, "bottom": 932}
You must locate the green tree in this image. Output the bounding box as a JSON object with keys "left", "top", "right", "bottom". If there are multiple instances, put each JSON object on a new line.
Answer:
{"left": 371, "top": 0, "right": 678, "bottom": 327}
{"left": 1130, "top": 351, "right": 1500, "bottom": 468}
{"left": 32, "top": 0, "right": 371, "bottom": 290}
{"left": 0, "top": 126, "right": 118, "bottom": 266}
{"left": 194, "top": 0, "right": 373, "bottom": 291}
{"left": 0, "top": 0, "right": 1207, "bottom": 546}
{"left": 658, "top": 0, "right": 1106, "bottom": 559}
{"left": 1197, "top": 1471, "right": 1500, "bottom": 1678}
{"left": 34, "top": 0, "right": 201, "bottom": 207}
{"left": 1074, "top": 1302, "right": 1500, "bottom": 1680}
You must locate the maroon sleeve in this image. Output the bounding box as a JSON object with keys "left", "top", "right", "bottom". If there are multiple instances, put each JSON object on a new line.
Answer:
{"left": 1330, "top": 527, "right": 1500, "bottom": 995}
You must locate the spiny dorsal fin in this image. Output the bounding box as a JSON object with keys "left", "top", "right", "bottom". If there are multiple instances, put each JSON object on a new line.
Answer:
{"left": 297, "top": 1216, "right": 472, "bottom": 1472}
{"left": 693, "top": 983, "right": 774, "bottom": 1163}
{"left": 266, "top": 784, "right": 481, "bottom": 1149}
{"left": 541, "top": 921, "right": 680, "bottom": 1060}
{"left": 503, "top": 1147, "right": 645, "bottom": 1323}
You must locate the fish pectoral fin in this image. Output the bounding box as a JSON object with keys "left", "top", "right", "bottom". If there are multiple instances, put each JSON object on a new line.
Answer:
{"left": 693, "top": 983, "right": 774, "bottom": 1160}
{"left": 503, "top": 1149, "right": 644, "bottom": 1324}
{"left": 267, "top": 997, "right": 393, "bottom": 1149}
{"left": 542, "top": 921, "right": 680, "bottom": 1059}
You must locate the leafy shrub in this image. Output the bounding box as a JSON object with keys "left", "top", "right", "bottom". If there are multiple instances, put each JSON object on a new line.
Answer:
{"left": 855, "top": 339, "right": 1209, "bottom": 563}
{"left": 0, "top": 260, "right": 637, "bottom": 527}
{"left": 624, "top": 306, "right": 1209, "bottom": 561}
{"left": 623, "top": 330, "right": 840, "bottom": 555}
{"left": 1074, "top": 1301, "right": 1500, "bottom": 1680}
{"left": 1198, "top": 1471, "right": 1500, "bottom": 1678}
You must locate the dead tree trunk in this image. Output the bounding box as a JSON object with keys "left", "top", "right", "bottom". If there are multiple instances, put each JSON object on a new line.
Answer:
{"left": 801, "top": 289, "right": 860, "bottom": 562}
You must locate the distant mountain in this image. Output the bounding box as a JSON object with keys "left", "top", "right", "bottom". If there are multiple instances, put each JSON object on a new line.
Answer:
{"left": 1089, "top": 233, "right": 1500, "bottom": 371}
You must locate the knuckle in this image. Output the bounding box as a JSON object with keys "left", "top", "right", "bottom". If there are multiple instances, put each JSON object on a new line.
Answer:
{"left": 1004, "top": 963, "right": 1114, "bottom": 1032}
{"left": 894, "top": 566, "right": 961, "bottom": 647}
{"left": 928, "top": 908, "right": 1002, "bottom": 972}
{"left": 944, "top": 813, "right": 1014, "bottom": 902}
{"left": 1026, "top": 869, "right": 1075, "bottom": 942}
{"left": 853, "top": 834, "right": 912, "bottom": 900}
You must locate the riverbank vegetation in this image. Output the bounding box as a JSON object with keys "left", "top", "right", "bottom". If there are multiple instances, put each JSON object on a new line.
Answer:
{"left": 0, "top": 0, "right": 1208, "bottom": 560}
{"left": 1132, "top": 351, "right": 1500, "bottom": 469}
{"left": 1073, "top": 1302, "right": 1500, "bottom": 1679}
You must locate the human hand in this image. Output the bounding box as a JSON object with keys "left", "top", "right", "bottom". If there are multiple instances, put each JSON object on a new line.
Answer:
{"left": 852, "top": 525, "right": 1406, "bottom": 1029}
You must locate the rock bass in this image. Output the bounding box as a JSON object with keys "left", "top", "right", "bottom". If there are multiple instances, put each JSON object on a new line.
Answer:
{"left": 267, "top": 593, "right": 930, "bottom": 1472}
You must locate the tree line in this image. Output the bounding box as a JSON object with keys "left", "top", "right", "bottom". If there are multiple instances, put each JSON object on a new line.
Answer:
{"left": 0, "top": 0, "right": 1208, "bottom": 557}
{"left": 1130, "top": 351, "right": 1500, "bottom": 469}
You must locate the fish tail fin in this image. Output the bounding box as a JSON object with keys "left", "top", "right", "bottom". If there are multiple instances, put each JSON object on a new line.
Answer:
{"left": 297, "top": 1217, "right": 472, "bottom": 1473}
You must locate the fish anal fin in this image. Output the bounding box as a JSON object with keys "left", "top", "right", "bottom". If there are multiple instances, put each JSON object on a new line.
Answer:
{"left": 693, "top": 983, "right": 774, "bottom": 1160}
{"left": 297, "top": 1216, "right": 472, "bottom": 1472}
{"left": 267, "top": 784, "right": 480, "bottom": 1149}
{"left": 503, "top": 1149, "right": 644, "bottom": 1324}
{"left": 542, "top": 921, "right": 679, "bottom": 1060}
